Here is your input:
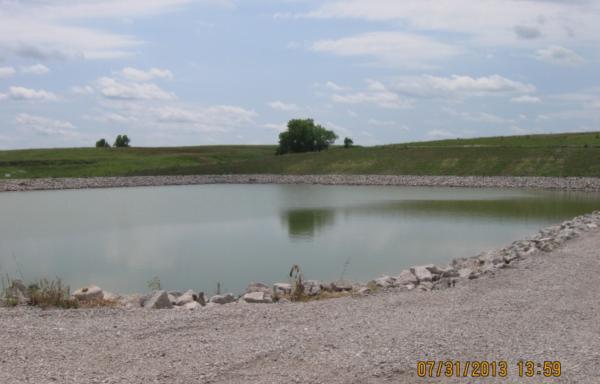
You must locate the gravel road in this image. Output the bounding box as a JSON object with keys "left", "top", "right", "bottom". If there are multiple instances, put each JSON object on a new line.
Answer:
{"left": 1, "top": 228, "right": 599, "bottom": 383}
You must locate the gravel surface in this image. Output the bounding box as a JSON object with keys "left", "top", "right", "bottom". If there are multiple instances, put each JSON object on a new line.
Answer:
{"left": 1, "top": 227, "right": 599, "bottom": 383}
{"left": 2, "top": 174, "right": 600, "bottom": 192}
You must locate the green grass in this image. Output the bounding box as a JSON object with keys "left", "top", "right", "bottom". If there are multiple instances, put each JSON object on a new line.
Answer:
{"left": 1, "top": 132, "right": 600, "bottom": 179}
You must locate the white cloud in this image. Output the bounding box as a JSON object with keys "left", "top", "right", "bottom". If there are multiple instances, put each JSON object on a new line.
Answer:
{"left": 20, "top": 64, "right": 50, "bottom": 75}
{"left": 330, "top": 80, "right": 413, "bottom": 109}
{"left": 71, "top": 85, "right": 95, "bottom": 95}
{"left": 443, "top": 108, "right": 512, "bottom": 124}
{"left": 534, "top": 46, "right": 585, "bottom": 66}
{"left": 311, "top": 31, "right": 461, "bottom": 68}
{"left": 96, "top": 77, "right": 175, "bottom": 100}
{"left": 267, "top": 101, "right": 299, "bottom": 111}
{"left": 15, "top": 114, "right": 76, "bottom": 137}
{"left": 303, "top": 0, "right": 600, "bottom": 47}
{"left": 121, "top": 67, "right": 173, "bottom": 81}
{"left": 325, "top": 81, "right": 350, "bottom": 92}
{"left": 0, "top": 66, "right": 16, "bottom": 78}
{"left": 0, "top": 1, "right": 221, "bottom": 61}
{"left": 393, "top": 75, "right": 536, "bottom": 97}
{"left": 511, "top": 95, "right": 541, "bottom": 104}
{"left": 262, "top": 123, "right": 287, "bottom": 132}
{"left": 3, "top": 86, "right": 58, "bottom": 101}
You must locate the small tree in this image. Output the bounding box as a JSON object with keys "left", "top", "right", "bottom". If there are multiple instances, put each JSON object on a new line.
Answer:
{"left": 276, "top": 119, "right": 337, "bottom": 155}
{"left": 343, "top": 137, "right": 354, "bottom": 148}
{"left": 114, "top": 134, "right": 131, "bottom": 148}
{"left": 95, "top": 138, "right": 110, "bottom": 148}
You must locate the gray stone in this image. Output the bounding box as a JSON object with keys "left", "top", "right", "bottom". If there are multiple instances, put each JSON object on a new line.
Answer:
{"left": 273, "top": 283, "right": 292, "bottom": 295}
{"left": 396, "top": 270, "right": 418, "bottom": 285}
{"left": 433, "top": 277, "right": 457, "bottom": 290}
{"left": 175, "top": 290, "right": 198, "bottom": 306}
{"left": 143, "top": 291, "right": 173, "bottom": 309}
{"left": 374, "top": 276, "right": 396, "bottom": 288}
{"left": 73, "top": 285, "right": 104, "bottom": 302}
{"left": 425, "top": 265, "right": 453, "bottom": 275}
{"left": 357, "top": 286, "right": 371, "bottom": 295}
{"left": 210, "top": 293, "right": 236, "bottom": 304}
{"left": 410, "top": 266, "right": 433, "bottom": 282}
{"left": 168, "top": 291, "right": 183, "bottom": 298}
{"left": 242, "top": 291, "right": 273, "bottom": 304}
{"left": 304, "top": 280, "right": 321, "bottom": 296}
{"left": 246, "top": 282, "right": 271, "bottom": 294}
{"left": 331, "top": 281, "right": 353, "bottom": 292}
{"left": 184, "top": 301, "right": 202, "bottom": 310}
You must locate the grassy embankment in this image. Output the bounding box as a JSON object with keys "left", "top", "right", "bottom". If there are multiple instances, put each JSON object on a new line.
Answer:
{"left": 1, "top": 132, "right": 600, "bottom": 178}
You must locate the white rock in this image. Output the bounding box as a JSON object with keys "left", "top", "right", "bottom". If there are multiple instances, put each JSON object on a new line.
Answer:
{"left": 410, "top": 266, "right": 433, "bottom": 282}
{"left": 143, "top": 290, "right": 173, "bottom": 309}
{"left": 210, "top": 293, "right": 236, "bottom": 304}
{"left": 374, "top": 276, "right": 396, "bottom": 288}
{"left": 304, "top": 280, "right": 321, "bottom": 296}
{"left": 273, "top": 283, "right": 292, "bottom": 295}
{"left": 246, "top": 282, "right": 271, "bottom": 294}
{"left": 184, "top": 301, "right": 202, "bottom": 310}
{"left": 396, "top": 270, "right": 418, "bottom": 285}
{"left": 242, "top": 291, "right": 273, "bottom": 304}
{"left": 73, "top": 285, "right": 104, "bottom": 302}
{"left": 175, "top": 290, "right": 198, "bottom": 306}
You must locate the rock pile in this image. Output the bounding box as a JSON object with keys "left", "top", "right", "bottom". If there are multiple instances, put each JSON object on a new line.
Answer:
{"left": 370, "top": 210, "right": 600, "bottom": 293}
{"left": 3, "top": 174, "right": 600, "bottom": 193}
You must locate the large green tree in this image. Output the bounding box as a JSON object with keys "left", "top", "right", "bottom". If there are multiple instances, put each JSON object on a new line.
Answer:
{"left": 277, "top": 119, "right": 338, "bottom": 155}
{"left": 113, "top": 134, "right": 131, "bottom": 148}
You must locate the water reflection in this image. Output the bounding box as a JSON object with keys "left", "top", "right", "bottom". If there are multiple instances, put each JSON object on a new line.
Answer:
{"left": 280, "top": 196, "right": 600, "bottom": 239}
{"left": 281, "top": 209, "right": 336, "bottom": 239}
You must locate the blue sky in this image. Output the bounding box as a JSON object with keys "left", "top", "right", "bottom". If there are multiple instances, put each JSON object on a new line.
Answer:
{"left": 0, "top": 0, "right": 599, "bottom": 149}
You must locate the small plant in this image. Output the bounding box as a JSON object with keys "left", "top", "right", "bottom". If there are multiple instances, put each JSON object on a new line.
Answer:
{"left": 289, "top": 264, "right": 305, "bottom": 302}
{"left": 1, "top": 276, "right": 20, "bottom": 307}
{"left": 147, "top": 276, "right": 161, "bottom": 291}
{"left": 27, "top": 278, "right": 78, "bottom": 309}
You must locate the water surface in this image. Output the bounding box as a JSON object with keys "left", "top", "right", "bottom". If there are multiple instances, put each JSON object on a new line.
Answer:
{"left": 1, "top": 184, "right": 598, "bottom": 294}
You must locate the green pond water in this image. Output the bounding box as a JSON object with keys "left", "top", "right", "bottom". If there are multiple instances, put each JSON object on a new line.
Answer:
{"left": 1, "top": 184, "right": 599, "bottom": 294}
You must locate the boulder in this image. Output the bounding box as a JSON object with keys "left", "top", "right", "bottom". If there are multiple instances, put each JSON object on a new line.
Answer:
{"left": 410, "top": 266, "right": 433, "bottom": 282}
{"left": 304, "top": 280, "right": 321, "bottom": 296}
{"left": 357, "top": 286, "right": 371, "bottom": 295}
{"left": 210, "top": 293, "right": 236, "bottom": 304}
{"left": 175, "top": 290, "right": 199, "bottom": 306}
{"left": 425, "top": 265, "right": 453, "bottom": 275}
{"left": 143, "top": 290, "right": 173, "bottom": 309}
{"left": 396, "top": 270, "right": 418, "bottom": 285}
{"left": 242, "top": 291, "right": 273, "bottom": 304}
{"left": 73, "top": 285, "right": 104, "bottom": 302}
{"left": 120, "top": 294, "right": 143, "bottom": 308}
{"left": 331, "top": 281, "right": 353, "bottom": 292}
{"left": 103, "top": 291, "right": 121, "bottom": 302}
{"left": 374, "top": 276, "right": 396, "bottom": 288}
{"left": 168, "top": 290, "right": 183, "bottom": 298}
{"left": 184, "top": 301, "right": 202, "bottom": 310}
{"left": 273, "top": 283, "right": 292, "bottom": 295}
{"left": 246, "top": 282, "right": 271, "bottom": 294}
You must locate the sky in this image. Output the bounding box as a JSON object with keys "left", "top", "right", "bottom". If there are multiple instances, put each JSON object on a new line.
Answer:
{"left": 0, "top": 0, "right": 599, "bottom": 149}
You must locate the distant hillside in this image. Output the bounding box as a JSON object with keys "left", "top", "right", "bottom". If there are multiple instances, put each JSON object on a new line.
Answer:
{"left": 1, "top": 132, "right": 600, "bottom": 178}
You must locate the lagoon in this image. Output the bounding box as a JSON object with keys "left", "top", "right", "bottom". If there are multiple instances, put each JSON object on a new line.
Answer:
{"left": 1, "top": 184, "right": 599, "bottom": 294}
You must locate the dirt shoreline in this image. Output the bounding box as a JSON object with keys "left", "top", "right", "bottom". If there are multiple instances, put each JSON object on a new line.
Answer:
{"left": 2, "top": 174, "right": 600, "bottom": 192}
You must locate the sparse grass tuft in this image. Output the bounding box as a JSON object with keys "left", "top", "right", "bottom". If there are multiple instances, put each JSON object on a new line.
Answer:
{"left": 27, "top": 279, "right": 79, "bottom": 309}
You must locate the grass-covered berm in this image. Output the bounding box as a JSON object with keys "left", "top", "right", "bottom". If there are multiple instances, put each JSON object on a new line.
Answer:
{"left": 1, "top": 131, "right": 600, "bottom": 178}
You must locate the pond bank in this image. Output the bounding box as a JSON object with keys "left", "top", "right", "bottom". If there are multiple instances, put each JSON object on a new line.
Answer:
{"left": 2, "top": 174, "right": 600, "bottom": 192}
{"left": 1, "top": 214, "right": 600, "bottom": 383}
